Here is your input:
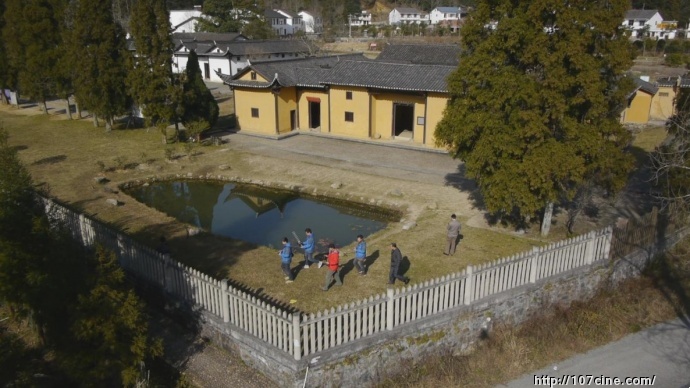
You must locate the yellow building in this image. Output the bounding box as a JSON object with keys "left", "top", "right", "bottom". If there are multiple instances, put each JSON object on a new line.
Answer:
{"left": 621, "top": 77, "right": 658, "bottom": 124}
{"left": 218, "top": 48, "right": 456, "bottom": 148}
{"left": 650, "top": 77, "right": 678, "bottom": 121}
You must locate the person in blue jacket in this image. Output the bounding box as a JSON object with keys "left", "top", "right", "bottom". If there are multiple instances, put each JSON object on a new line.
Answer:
{"left": 278, "top": 237, "right": 294, "bottom": 283}
{"left": 300, "top": 228, "right": 321, "bottom": 269}
{"left": 354, "top": 234, "right": 367, "bottom": 275}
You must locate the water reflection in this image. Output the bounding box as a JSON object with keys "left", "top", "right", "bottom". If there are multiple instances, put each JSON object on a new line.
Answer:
{"left": 126, "top": 181, "right": 394, "bottom": 249}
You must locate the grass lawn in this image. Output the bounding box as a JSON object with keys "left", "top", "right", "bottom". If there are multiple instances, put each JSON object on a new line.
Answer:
{"left": 0, "top": 104, "right": 665, "bottom": 313}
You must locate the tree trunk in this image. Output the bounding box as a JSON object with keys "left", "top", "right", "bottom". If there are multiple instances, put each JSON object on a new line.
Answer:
{"left": 42, "top": 100, "right": 48, "bottom": 114}
{"left": 65, "top": 96, "right": 72, "bottom": 120}
{"left": 93, "top": 115, "right": 99, "bottom": 127}
{"left": 75, "top": 101, "right": 81, "bottom": 119}
{"left": 541, "top": 202, "right": 554, "bottom": 237}
{"left": 105, "top": 117, "right": 112, "bottom": 131}
{"left": 0, "top": 89, "right": 7, "bottom": 105}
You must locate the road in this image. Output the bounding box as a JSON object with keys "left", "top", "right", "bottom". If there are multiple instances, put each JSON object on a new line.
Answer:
{"left": 499, "top": 318, "right": 690, "bottom": 388}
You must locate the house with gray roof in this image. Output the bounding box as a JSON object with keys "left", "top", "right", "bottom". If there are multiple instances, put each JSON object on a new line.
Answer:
{"left": 218, "top": 54, "right": 454, "bottom": 147}
{"left": 429, "top": 6, "right": 470, "bottom": 32}
{"left": 376, "top": 43, "right": 461, "bottom": 66}
{"left": 622, "top": 9, "right": 677, "bottom": 40}
{"left": 172, "top": 33, "right": 313, "bottom": 82}
{"left": 389, "top": 7, "right": 429, "bottom": 25}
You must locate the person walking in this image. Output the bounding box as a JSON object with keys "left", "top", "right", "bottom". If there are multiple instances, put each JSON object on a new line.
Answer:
{"left": 278, "top": 237, "right": 294, "bottom": 284}
{"left": 389, "top": 243, "right": 409, "bottom": 285}
{"left": 354, "top": 234, "right": 367, "bottom": 275}
{"left": 322, "top": 243, "right": 342, "bottom": 291}
{"left": 444, "top": 214, "right": 462, "bottom": 256}
{"left": 300, "top": 228, "right": 321, "bottom": 269}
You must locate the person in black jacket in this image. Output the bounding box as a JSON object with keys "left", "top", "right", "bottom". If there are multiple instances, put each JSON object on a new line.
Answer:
{"left": 388, "top": 243, "right": 410, "bottom": 285}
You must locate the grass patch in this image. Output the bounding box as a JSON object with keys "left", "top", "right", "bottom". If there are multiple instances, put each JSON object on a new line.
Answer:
{"left": 378, "top": 234, "right": 690, "bottom": 387}
{"left": 1, "top": 104, "right": 543, "bottom": 313}
{"left": 631, "top": 125, "right": 668, "bottom": 152}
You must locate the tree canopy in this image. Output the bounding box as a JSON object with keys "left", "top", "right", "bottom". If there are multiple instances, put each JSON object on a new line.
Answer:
{"left": 70, "top": 0, "right": 131, "bottom": 130}
{"left": 435, "top": 0, "right": 635, "bottom": 234}
{"left": 180, "top": 50, "right": 219, "bottom": 135}
{"left": 128, "top": 0, "right": 176, "bottom": 128}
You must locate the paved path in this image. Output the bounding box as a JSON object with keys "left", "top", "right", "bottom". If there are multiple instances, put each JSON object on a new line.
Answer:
{"left": 499, "top": 318, "right": 690, "bottom": 388}
{"left": 222, "top": 131, "right": 475, "bottom": 189}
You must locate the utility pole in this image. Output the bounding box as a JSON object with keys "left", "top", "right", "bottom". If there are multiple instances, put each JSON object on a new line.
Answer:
{"left": 349, "top": 14, "right": 353, "bottom": 39}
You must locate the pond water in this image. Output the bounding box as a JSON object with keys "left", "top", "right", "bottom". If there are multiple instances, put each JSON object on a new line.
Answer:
{"left": 126, "top": 181, "right": 396, "bottom": 250}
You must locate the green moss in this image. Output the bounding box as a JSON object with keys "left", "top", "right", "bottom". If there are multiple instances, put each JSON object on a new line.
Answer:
{"left": 406, "top": 330, "right": 446, "bottom": 346}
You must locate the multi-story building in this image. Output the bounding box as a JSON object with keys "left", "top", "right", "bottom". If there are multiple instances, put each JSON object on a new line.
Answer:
{"left": 298, "top": 11, "right": 323, "bottom": 34}
{"left": 389, "top": 7, "right": 429, "bottom": 25}
{"left": 622, "top": 9, "right": 678, "bottom": 40}
{"left": 349, "top": 11, "right": 372, "bottom": 27}
{"left": 169, "top": 7, "right": 203, "bottom": 33}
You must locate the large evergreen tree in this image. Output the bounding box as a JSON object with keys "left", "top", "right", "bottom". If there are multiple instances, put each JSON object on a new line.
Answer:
{"left": 128, "top": 0, "right": 175, "bottom": 128}
{"left": 180, "top": 50, "right": 219, "bottom": 137}
{"left": 17, "top": 0, "right": 65, "bottom": 113}
{"left": 435, "top": 0, "right": 635, "bottom": 235}
{"left": 196, "top": 0, "right": 243, "bottom": 32}
{"left": 70, "top": 0, "right": 131, "bottom": 130}
{"left": 2, "top": 0, "right": 25, "bottom": 103}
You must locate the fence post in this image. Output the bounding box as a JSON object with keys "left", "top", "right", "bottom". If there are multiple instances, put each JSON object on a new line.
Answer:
{"left": 386, "top": 288, "right": 395, "bottom": 331}
{"left": 529, "top": 247, "right": 539, "bottom": 283}
{"left": 78, "top": 213, "right": 86, "bottom": 245}
{"left": 292, "top": 312, "right": 301, "bottom": 360}
{"left": 603, "top": 226, "right": 613, "bottom": 260}
{"left": 162, "top": 256, "right": 173, "bottom": 293}
{"left": 463, "top": 265, "right": 473, "bottom": 305}
{"left": 584, "top": 231, "right": 596, "bottom": 265}
{"left": 221, "top": 279, "right": 230, "bottom": 323}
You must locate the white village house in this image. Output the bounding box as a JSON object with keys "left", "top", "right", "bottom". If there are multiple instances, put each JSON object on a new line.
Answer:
{"left": 298, "top": 10, "right": 323, "bottom": 34}
{"left": 265, "top": 9, "right": 304, "bottom": 36}
{"left": 349, "top": 10, "right": 372, "bottom": 27}
{"left": 428, "top": 6, "right": 469, "bottom": 32}
{"left": 389, "top": 7, "right": 429, "bottom": 25}
{"left": 622, "top": 9, "right": 678, "bottom": 40}
{"left": 169, "top": 7, "right": 203, "bottom": 33}
{"left": 170, "top": 33, "right": 311, "bottom": 82}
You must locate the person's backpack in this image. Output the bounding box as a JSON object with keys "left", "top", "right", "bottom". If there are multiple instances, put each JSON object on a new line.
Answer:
{"left": 289, "top": 248, "right": 294, "bottom": 258}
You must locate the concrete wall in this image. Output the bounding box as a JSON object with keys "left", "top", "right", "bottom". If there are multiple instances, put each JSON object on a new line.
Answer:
{"left": 623, "top": 90, "right": 653, "bottom": 124}
{"left": 371, "top": 92, "right": 425, "bottom": 140}
{"left": 297, "top": 89, "right": 329, "bottom": 131}
{"left": 277, "top": 88, "right": 298, "bottom": 133}
{"left": 329, "top": 86, "right": 370, "bottom": 139}
{"left": 650, "top": 85, "right": 676, "bottom": 121}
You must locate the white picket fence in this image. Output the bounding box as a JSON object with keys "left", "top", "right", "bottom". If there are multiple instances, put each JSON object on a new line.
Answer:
{"left": 41, "top": 197, "right": 612, "bottom": 361}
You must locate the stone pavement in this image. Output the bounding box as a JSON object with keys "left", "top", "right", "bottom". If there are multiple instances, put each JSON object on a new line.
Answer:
{"left": 498, "top": 318, "right": 690, "bottom": 388}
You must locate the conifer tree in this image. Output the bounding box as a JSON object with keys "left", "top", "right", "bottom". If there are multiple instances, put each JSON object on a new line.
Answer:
{"left": 2, "top": 0, "right": 25, "bottom": 103}
{"left": 180, "top": 50, "right": 219, "bottom": 138}
{"left": 70, "top": 0, "right": 130, "bottom": 130}
{"left": 128, "top": 0, "right": 175, "bottom": 128}
{"left": 435, "top": 0, "right": 635, "bottom": 236}
{"left": 17, "top": 0, "right": 65, "bottom": 113}
{"left": 196, "top": 0, "right": 243, "bottom": 33}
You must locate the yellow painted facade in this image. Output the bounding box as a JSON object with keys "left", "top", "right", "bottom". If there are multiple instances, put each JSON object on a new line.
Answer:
{"left": 329, "top": 86, "right": 370, "bottom": 139}
{"left": 231, "top": 84, "right": 449, "bottom": 148}
{"left": 622, "top": 90, "right": 653, "bottom": 124}
{"left": 650, "top": 85, "right": 676, "bottom": 121}
{"left": 237, "top": 71, "right": 268, "bottom": 82}
{"left": 234, "top": 88, "right": 276, "bottom": 134}
{"left": 297, "top": 90, "right": 329, "bottom": 131}
{"left": 276, "top": 88, "right": 297, "bottom": 134}
{"left": 371, "top": 92, "right": 425, "bottom": 140}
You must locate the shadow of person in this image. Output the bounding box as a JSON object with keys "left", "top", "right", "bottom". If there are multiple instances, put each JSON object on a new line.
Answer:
{"left": 400, "top": 256, "right": 411, "bottom": 276}
{"left": 339, "top": 258, "right": 356, "bottom": 283}
{"left": 292, "top": 263, "right": 304, "bottom": 279}
{"left": 365, "top": 250, "right": 380, "bottom": 269}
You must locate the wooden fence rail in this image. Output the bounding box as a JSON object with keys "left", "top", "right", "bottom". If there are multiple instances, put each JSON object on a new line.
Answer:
{"left": 41, "top": 197, "right": 671, "bottom": 361}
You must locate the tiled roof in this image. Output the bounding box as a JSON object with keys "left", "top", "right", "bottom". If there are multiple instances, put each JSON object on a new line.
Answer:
{"left": 172, "top": 32, "right": 246, "bottom": 42}
{"left": 176, "top": 39, "right": 313, "bottom": 57}
{"left": 265, "top": 9, "right": 287, "bottom": 18}
{"left": 634, "top": 78, "right": 659, "bottom": 95}
{"left": 655, "top": 76, "right": 677, "bottom": 87}
{"left": 624, "top": 9, "right": 660, "bottom": 20}
{"left": 322, "top": 60, "right": 455, "bottom": 92}
{"left": 219, "top": 54, "right": 369, "bottom": 89}
{"left": 434, "top": 7, "right": 460, "bottom": 13}
{"left": 376, "top": 43, "right": 461, "bottom": 66}
{"left": 680, "top": 76, "right": 690, "bottom": 88}
{"left": 393, "top": 7, "right": 425, "bottom": 14}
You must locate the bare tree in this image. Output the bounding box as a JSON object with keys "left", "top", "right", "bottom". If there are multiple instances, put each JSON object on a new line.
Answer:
{"left": 650, "top": 88, "right": 690, "bottom": 213}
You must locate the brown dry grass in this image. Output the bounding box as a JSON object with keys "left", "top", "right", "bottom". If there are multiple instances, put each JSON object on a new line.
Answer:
{"left": 0, "top": 104, "right": 540, "bottom": 313}
{"left": 379, "top": 236, "right": 690, "bottom": 387}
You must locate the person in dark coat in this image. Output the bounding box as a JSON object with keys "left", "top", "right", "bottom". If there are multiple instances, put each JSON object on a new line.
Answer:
{"left": 388, "top": 243, "right": 409, "bottom": 285}
{"left": 444, "top": 214, "right": 461, "bottom": 256}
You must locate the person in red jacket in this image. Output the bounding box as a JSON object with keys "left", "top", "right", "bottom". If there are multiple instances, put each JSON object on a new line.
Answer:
{"left": 322, "top": 243, "right": 342, "bottom": 291}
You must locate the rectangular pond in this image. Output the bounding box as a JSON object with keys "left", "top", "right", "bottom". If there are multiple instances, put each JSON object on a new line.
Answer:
{"left": 125, "top": 181, "right": 398, "bottom": 250}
